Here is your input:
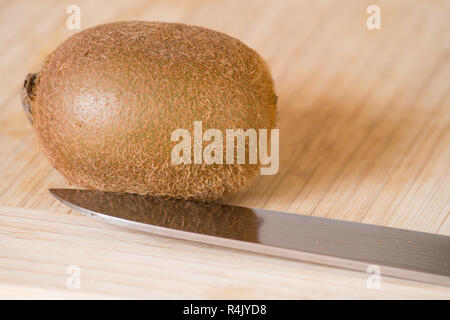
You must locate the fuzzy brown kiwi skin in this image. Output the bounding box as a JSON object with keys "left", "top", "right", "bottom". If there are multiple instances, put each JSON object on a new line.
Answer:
{"left": 27, "top": 21, "right": 277, "bottom": 201}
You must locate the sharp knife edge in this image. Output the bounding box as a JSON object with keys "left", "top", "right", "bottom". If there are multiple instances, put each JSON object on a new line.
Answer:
{"left": 49, "top": 188, "right": 450, "bottom": 286}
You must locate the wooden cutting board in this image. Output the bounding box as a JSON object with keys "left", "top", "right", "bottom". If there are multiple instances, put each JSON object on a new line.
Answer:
{"left": 0, "top": 0, "right": 448, "bottom": 299}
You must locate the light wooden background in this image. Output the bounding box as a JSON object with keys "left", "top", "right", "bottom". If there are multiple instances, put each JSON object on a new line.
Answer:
{"left": 0, "top": 0, "right": 449, "bottom": 299}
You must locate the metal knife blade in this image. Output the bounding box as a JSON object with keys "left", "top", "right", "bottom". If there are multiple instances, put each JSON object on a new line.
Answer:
{"left": 49, "top": 188, "right": 450, "bottom": 286}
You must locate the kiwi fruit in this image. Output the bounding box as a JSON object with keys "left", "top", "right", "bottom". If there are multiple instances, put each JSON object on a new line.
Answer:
{"left": 23, "top": 21, "right": 277, "bottom": 201}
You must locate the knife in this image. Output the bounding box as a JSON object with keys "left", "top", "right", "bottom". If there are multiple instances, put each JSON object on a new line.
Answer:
{"left": 49, "top": 188, "right": 450, "bottom": 286}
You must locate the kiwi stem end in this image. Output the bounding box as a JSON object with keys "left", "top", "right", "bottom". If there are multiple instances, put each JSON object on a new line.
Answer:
{"left": 21, "top": 73, "right": 38, "bottom": 124}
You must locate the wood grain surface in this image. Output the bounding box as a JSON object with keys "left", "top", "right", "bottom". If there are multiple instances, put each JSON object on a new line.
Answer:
{"left": 1, "top": 205, "right": 450, "bottom": 299}
{"left": 0, "top": 0, "right": 449, "bottom": 298}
